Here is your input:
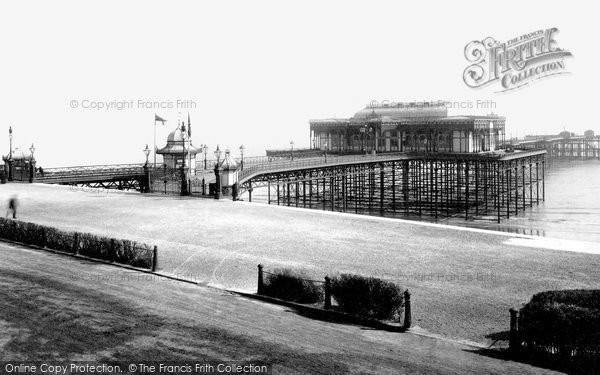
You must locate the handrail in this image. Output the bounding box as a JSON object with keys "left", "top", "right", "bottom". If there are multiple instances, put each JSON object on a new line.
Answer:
{"left": 238, "top": 152, "right": 407, "bottom": 181}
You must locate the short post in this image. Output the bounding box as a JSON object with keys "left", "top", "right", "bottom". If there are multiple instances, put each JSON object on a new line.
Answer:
{"left": 152, "top": 245, "right": 158, "bottom": 272}
{"left": 257, "top": 264, "right": 264, "bottom": 294}
{"left": 509, "top": 308, "right": 519, "bottom": 352}
{"left": 40, "top": 227, "right": 47, "bottom": 248}
{"left": 214, "top": 166, "right": 222, "bottom": 199}
{"left": 143, "top": 163, "right": 151, "bottom": 193}
{"left": 324, "top": 276, "right": 331, "bottom": 310}
{"left": 72, "top": 232, "right": 79, "bottom": 254}
{"left": 403, "top": 289, "right": 412, "bottom": 329}
{"left": 29, "top": 160, "right": 36, "bottom": 183}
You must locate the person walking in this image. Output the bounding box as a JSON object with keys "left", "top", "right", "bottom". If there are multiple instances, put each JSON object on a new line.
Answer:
{"left": 6, "top": 195, "right": 18, "bottom": 219}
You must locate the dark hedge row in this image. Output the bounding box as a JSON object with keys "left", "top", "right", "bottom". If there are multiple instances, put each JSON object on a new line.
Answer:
{"left": 261, "top": 267, "right": 404, "bottom": 322}
{"left": 0, "top": 217, "right": 154, "bottom": 269}
{"left": 519, "top": 289, "right": 600, "bottom": 370}
{"left": 331, "top": 274, "right": 404, "bottom": 321}
{"left": 262, "top": 268, "right": 324, "bottom": 304}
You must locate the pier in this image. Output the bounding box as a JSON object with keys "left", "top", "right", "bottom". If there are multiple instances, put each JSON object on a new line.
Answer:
{"left": 238, "top": 150, "right": 546, "bottom": 223}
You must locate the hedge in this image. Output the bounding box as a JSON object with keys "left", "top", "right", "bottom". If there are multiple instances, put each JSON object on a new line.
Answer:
{"left": 262, "top": 268, "right": 324, "bottom": 304}
{"left": 331, "top": 274, "right": 404, "bottom": 321}
{"left": 0, "top": 217, "right": 154, "bottom": 269}
{"left": 519, "top": 289, "right": 600, "bottom": 370}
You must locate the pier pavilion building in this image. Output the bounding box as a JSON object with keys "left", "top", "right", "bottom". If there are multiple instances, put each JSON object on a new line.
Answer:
{"left": 309, "top": 102, "right": 506, "bottom": 154}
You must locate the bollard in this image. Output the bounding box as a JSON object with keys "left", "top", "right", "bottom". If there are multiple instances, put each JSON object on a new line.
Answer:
{"left": 509, "top": 308, "right": 519, "bottom": 352}
{"left": 152, "top": 246, "right": 158, "bottom": 272}
{"left": 403, "top": 289, "right": 412, "bottom": 329}
{"left": 40, "top": 227, "right": 47, "bottom": 248}
{"left": 257, "top": 264, "right": 264, "bottom": 295}
{"left": 324, "top": 276, "right": 331, "bottom": 310}
{"left": 72, "top": 233, "right": 80, "bottom": 254}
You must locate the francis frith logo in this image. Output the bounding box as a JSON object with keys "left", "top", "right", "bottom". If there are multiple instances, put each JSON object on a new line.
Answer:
{"left": 463, "top": 28, "right": 572, "bottom": 92}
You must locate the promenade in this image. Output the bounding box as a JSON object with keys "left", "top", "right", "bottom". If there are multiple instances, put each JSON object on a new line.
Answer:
{"left": 2, "top": 183, "right": 599, "bottom": 345}
{"left": 0, "top": 242, "right": 558, "bottom": 374}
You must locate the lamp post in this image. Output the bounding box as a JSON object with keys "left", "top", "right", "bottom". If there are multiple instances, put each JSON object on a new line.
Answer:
{"left": 143, "top": 144, "right": 150, "bottom": 193}
{"left": 203, "top": 144, "right": 208, "bottom": 170}
{"left": 214, "top": 145, "right": 223, "bottom": 199}
{"left": 143, "top": 144, "right": 150, "bottom": 166}
{"left": 180, "top": 125, "right": 189, "bottom": 196}
{"left": 290, "top": 141, "right": 294, "bottom": 161}
{"left": 9, "top": 126, "right": 13, "bottom": 160}
{"left": 7, "top": 126, "right": 13, "bottom": 181}
{"left": 239, "top": 144, "right": 245, "bottom": 171}
{"left": 29, "top": 143, "right": 36, "bottom": 183}
{"left": 324, "top": 141, "right": 328, "bottom": 163}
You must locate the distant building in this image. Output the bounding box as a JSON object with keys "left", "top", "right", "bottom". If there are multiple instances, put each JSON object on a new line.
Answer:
{"left": 309, "top": 101, "right": 506, "bottom": 154}
{"left": 584, "top": 129, "right": 595, "bottom": 138}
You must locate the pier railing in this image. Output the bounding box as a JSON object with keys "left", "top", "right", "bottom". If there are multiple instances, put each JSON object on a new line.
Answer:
{"left": 38, "top": 163, "right": 150, "bottom": 181}
{"left": 239, "top": 152, "right": 407, "bottom": 181}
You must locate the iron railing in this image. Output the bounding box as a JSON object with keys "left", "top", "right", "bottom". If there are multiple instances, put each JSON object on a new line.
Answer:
{"left": 239, "top": 152, "right": 408, "bottom": 181}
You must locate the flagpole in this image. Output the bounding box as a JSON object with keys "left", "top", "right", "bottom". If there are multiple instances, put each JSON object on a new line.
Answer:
{"left": 153, "top": 115, "right": 157, "bottom": 168}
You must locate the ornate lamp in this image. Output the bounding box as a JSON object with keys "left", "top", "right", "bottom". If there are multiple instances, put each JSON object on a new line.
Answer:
{"left": 239, "top": 144, "right": 245, "bottom": 170}
{"left": 214, "top": 145, "right": 223, "bottom": 199}
{"left": 29, "top": 143, "right": 35, "bottom": 161}
{"left": 214, "top": 145, "right": 222, "bottom": 164}
{"left": 143, "top": 144, "right": 150, "bottom": 165}
{"left": 180, "top": 125, "right": 189, "bottom": 195}
{"left": 202, "top": 144, "right": 208, "bottom": 169}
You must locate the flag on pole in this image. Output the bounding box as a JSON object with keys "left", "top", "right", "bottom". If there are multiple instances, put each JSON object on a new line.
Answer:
{"left": 187, "top": 113, "right": 192, "bottom": 137}
{"left": 155, "top": 114, "right": 167, "bottom": 124}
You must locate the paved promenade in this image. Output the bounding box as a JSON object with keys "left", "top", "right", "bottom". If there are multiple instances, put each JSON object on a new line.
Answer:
{"left": 0, "top": 242, "right": 560, "bottom": 374}
{"left": 2, "top": 183, "right": 599, "bottom": 345}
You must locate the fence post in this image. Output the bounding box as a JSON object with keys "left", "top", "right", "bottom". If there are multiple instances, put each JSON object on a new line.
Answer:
{"left": 403, "top": 289, "right": 412, "bottom": 329}
{"left": 257, "top": 264, "right": 264, "bottom": 294}
{"left": 152, "top": 246, "right": 158, "bottom": 272}
{"left": 509, "top": 308, "right": 519, "bottom": 352}
{"left": 40, "top": 227, "right": 46, "bottom": 248}
{"left": 72, "top": 232, "right": 79, "bottom": 254}
{"left": 324, "top": 276, "right": 331, "bottom": 310}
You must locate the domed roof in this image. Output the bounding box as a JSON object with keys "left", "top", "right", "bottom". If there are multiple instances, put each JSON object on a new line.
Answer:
{"left": 219, "top": 149, "right": 238, "bottom": 169}
{"left": 167, "top": 128, "right": 186, "bottom": 142}
{"left": 8, "top": 147, "right": 34, "bottom": 161}
{"left": 352, "top": 101, "right": 448, "bottom": 122}
{"left": 157, "top": 125, "right": 200, "bottom": 155}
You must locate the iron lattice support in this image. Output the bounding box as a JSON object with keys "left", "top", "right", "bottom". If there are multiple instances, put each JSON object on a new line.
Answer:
{"left": 239, "top": 152, "right": 546, "bottom": 222}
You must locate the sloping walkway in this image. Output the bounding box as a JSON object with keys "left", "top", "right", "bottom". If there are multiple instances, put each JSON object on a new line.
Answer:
{"left": 0, "top": 243, "right": 560, "bottom": 374}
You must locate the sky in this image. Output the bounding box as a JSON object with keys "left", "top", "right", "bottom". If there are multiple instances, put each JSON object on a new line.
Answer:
{"left": 0, "top": 0, "right": 596, "bottom": 167}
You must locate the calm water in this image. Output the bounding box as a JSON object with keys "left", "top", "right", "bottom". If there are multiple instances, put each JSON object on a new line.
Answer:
{"left": 248, "top": 159, "right": 600, "bottom": 243}
{"left": 463, "top": 159, "right": 600, "bottom": 243}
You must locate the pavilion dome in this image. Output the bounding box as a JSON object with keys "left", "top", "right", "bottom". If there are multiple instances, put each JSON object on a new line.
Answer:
{"left": 352, "top": 101, "right": 448, "bottom": 121}
{"left": 157, "top": 125, "right": 200, "bottom": 155}
{"left": 9, "top": 147, "right": 34, "bottom": 161}
{"left": 166, "top": 127, "right": 186, "bottom": 142}
{"left": 219, "top": 150, "right": 238, "bottom": 169}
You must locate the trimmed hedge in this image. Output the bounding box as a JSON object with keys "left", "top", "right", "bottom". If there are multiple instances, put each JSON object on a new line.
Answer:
{"left": 519, "top": 289, "right": 600, "bottom": 369}
{"left": 262, "top": 268, "right": 324, "bottom": 304}
{"left": 331, "top": 274, "right": 404, "bottom": 321}
{"left": 0, "top": 217, "right": 154, "bottom": 269}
